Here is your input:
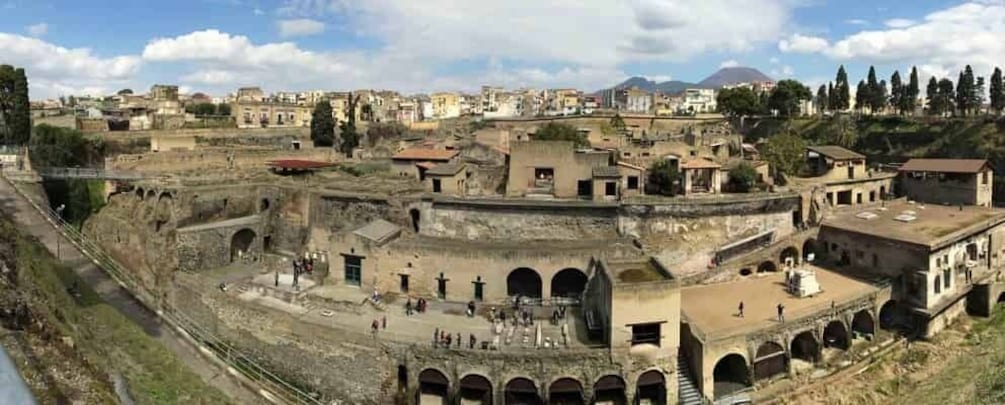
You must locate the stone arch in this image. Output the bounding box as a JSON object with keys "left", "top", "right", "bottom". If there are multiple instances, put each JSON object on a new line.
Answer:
{"left": 635, "top": 370, "right": 666, "bottom": 405}
{"left": 230, "top": 228, "right": 256, "bottom": 262}
{"left": 593, "top": 375, "right": 626, "bottom": 405}
{"left": 507, "top": 267, "right": 543, "bottom": 299}
{"left": 417, "top": 368, "right": 450, "bottom": 404}
{"left": 790, "top": 331, "right": 820, "bottom": 363}
{"left": 260, "top": 198, "right": 270, "bottom": 212}
{"left": 753, "top": 341, "right": 787, "bottom": 381}
{"left": 409, "top": 208, "right": 421, "bottom": 233}
{"left": 802, "top": 238, "right": 818, "bottom": 261}
{"left": 779, "top": 246, "right": 799, "bottom": 267}
{"left": 548, "top": 377, "right": 585, "bottom": 405}
{"left": 135, "top": 187, "right": 145, "bottom": 199}
{"left": 459, "top": 374, "right": 493, "bottom": 404}
{"left": 504, "top": 377, "right": 541, "bottom": 405}
{"left": 823, "top": 320, "right": 850, "bottom": 350}
{"left": 879, "top": 300, "right": 900, "bottom": 331}
{"left": 396, "top": 365, "right": 407, "bottom": 392}
{"left": 757, "top": 261, "right": 777, "bottom": 273}
{"left": 145, "top": 189, "right": 156, "bottom": 200}
{"left": 551, "top": 268, "right": 588, "bottom": 300}
{"left": 712, "top": 353, "right": 751, "bottom": 398}
{"left": 739, "top": 268, "right": 752, "bottom": 277}
{"left": 998, "top": 292, "right": 1005, "bottom": 304}
{"left": 852, "top": 310, "right": 875, "bottom": 338}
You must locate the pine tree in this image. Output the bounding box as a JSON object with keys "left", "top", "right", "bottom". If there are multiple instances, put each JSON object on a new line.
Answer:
{"left": 835, "top": 66, "right": 850, "bottom": 111}
{"left": 855, "top": 80, "right": 867, "bottom": 113}
{"left": 938, "top": 78, "right": 956, "bottom": 117}
{"left": 827, "top": 82, "right": 836, "bottom": 111}
{"left": 926, "top": 77, "right": 938, "bottom": 115}
{"left": 816, "top": 85, "right": 828, "bottom": 114}
{"left": 974, "top": 76, "right": 986, "bottom": 115}
{"left": 907, "top": 66, "right": 920, "bottom": 115}
{"left": 991, "top": 67, "right": 1005, "bottom": 114}
{"left": 890, "top": 71, "right": 903, "bottom": 115}
{"left": 956, "top": 71, "right": 967, "bottom": 116}
{"left": 11, "top": 68, "right": 30, "bottom": 145}
{"left": 310, "top": 98, "right": 335, "bottom": 147}
{"left": 338, "top": 93, "right": 360, "bottom": 157}
{"left": 877, "top": 79, "right": 889, "bottom": 114}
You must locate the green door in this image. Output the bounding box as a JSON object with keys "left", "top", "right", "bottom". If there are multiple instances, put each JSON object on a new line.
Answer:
{"left": 345, "top": 256, "right": 362, "bottom": 286}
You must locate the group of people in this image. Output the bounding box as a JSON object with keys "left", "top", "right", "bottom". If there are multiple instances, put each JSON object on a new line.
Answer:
{"left": 404, "top": 297, "right": 428, "bottom": 316}
{"left": 274, "top": 256, "right": 315, "bottom": 290}
{"left": 433, "top": 328, "right": 478, "bottom": 349}
{"left": 736, "top": 301, "right": 786, "bottom": 322}
{"left": 488, "top": 300, "right": 537, "bottom": 327}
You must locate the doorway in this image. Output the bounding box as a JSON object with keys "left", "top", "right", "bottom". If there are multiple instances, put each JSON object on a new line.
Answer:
{"left": 577, "top": 180, "right": 591, "bottom": 197}
{"left": 399, "top": 274, "right": 410, "bottom": 294}
{"left": 344, "top": 255, "right": 362, "bottom": 286}
{"left": 437, "top": 273, "right": 447, "bottom": 299}
{"left": 473, "top": 276, "right": 484, "bottom": 301}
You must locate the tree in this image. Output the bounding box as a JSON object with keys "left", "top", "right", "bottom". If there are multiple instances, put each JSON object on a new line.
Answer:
{"left": 185, "top": 103, "right": 217, "bottom": 116}
{"left": 855, "top": 80, "right": 867, "bottom": 113}
{"left": 716, "top": 87, "right": 761, "bottom": 117}
{"left": 935, "top": 78, "right": 956, "bottom": 116}
{"left": 310, "top": 99, "right": 335, "bottom": 147}
{"left": 28, "top": 124, "right": 89, "bottom": 168}
{"left": 926, "top": 77, "right": 939, "bottom": 115}
{"left": 890, "top": 71, "right": 904, "bottom": 114}
{"left": 767, "top": 79, "right": 812, "bottom": 116}
{"left": 827, "top": 82, "right": 835, "bottom": 111}
{"left": 365, "top": 122, "right": 407, "bottom": 147}
{"left": 216, "top": 103, "right": 231, "bottom": 116}
{"left": 762, "top": 130, "right": 807, "bottom": 181}
{"left": 816, "top": 84, "right": 828, "bottom": 114}
{"left": 833, "top": 65, "right": 851, "bottom": 111}
{"left": 610, "top": 113, "right": 626, "bottom": 133}
{"left": 647, "top": 159, "right": 681, "bottom": 196}
{"left": 907, "top": 66, "right": 920, "bottom": 114}
{"left": 533, "top": 122, "right": 589, "bottom": 148}
{"left": 0, "top": 65, "right": 30, "bottom": 145}
{"left": 117, "top": 88, "right": 133, "bottom": 95}
{"left": 865, "top": 66, "right": 880, "bottom": 114}
{"left": 728, "top": 162, "right": 758, "bottom": 192}
{"left": 973, "top": 76, "right": 986, "bottom": 114}
{"left": 338, "top": 93, "right": 360, "bottom": 157}
{"left": 876, "top": 79, "right": 889, "bottom": 113}
{"left": 991, "top": 67, "right": 1005, "bottom": 114}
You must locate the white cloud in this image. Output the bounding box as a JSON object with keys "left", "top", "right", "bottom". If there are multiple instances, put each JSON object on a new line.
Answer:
{"left": 778, "top": 1, "right": 1005, "bottom": 81}
{"left": 883, "top": 18, "right": 915, "bottom": 28}
{"left": 0, "top": 33, "right": 140, "bottom": 98}
{"left": 254, "top": 8, "right": 265, "bottom": 15}
{"left": 719, "top": 59, "right": 740, "bottom": 68}
{"left": 277, "top": 18, "right": 325, "bottom": 38}
{"left": 845, "top": 19, "right": 868, "bottom": 25}
{"left": 769, "top": 57, "right": 780, "bottom": 64}
{"left": 644, "top": 75, "right": 673, "bottom": 83}
{"left": 777, "top": 34, "right": 829, "bottom": 53}
{"left": 25, "top": 23, "right": 47, "bottom": 37}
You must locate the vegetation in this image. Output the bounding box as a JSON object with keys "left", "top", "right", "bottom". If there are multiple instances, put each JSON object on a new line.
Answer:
{"left": 338, "top": 93, "right": 360, "bottom": 157}
{"left": 0, "top": 217, "right": 231, "bottom": 404}
{"left": 28, "top": 125, "right": 106, "bottom": 227}
{"left": 646, "top": 159, "right": 680, "bottom": 196}
{"left": 310, "top": 99, "right": 334, "bottom": 147}
{"left": 727, "top": 163, "right": 758, "bottom": 192}
{"left": 992, "top": 68, "right": 1005, "bottom": 115}
{"left": 767, "top": 80, "right": 812, "bottom": 117}
{"left": 184, "top": 103, "right": 230, "bottom": 117}
{"left": 716, "top": 87, "right": 761, "bottom": 117}
{"left": 609, "top": 113, "right": 626, "bottom": 133}
{"left": 761, "top": 129, "right": 806, "bottom": 182}
{"left": 533, "top": 122, "right": 589, "bottom": 148}
{"left": 0, "top": 64, "right": 31, "bottom": 145}
{"left": 365, "top": 122, "right": 407, "bottom": 148}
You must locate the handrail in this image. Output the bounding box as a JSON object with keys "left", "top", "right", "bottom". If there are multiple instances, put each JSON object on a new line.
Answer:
{"left": 0, "top": 171, "right": 325, "bottom": 405}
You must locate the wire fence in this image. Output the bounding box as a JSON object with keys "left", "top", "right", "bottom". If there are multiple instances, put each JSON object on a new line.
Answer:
{"left": 1, "top": 171, "right": 326, "bottom": 405}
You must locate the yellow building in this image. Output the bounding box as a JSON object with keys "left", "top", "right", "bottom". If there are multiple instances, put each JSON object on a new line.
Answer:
{"left": 231, "top": 101, "right": 311, "bottom": 128}
{"left": 430, "top": 92, "right": 461, "bottom": 119}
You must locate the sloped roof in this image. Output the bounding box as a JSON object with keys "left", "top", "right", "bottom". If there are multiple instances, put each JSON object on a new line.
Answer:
{"left": 806, "top": 145, "right": 865, "bottom": 160}
{"left": 425, "top": 163, "right": 466, "bottom": 176}
{"left": 353, "top": 219, "right": 402, "bottom": 245}
{"left": 617, "top": 161, "right": 646, "bottom": 171}
{"left": 592, "top": 166, "right": 622, "bottom": 178}
{"left": 392, "top": 148, "right": 458, "bottom": 161}
{"left": 680, "top": 158, "right": 722, "bottom": 169}
{"left": 899, "top": 158, "right": 990, "bottom": 174}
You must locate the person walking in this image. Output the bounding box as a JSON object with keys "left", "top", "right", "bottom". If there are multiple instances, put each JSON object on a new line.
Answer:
{"left": 777, "top": 303, "right": 785, "bottom": 323}
{"left": 406, "top": 298, "right": 413, "bottom": 316}
{"left": 456, "top": 333, "right": 461, "bottom": 348}
{"left": 469, "top": 334, "right": 476, "bottom": 349}
{"left": 433, "top": 328, "right": 439, "bottom": 348}
{"left": 382, "top": 316, "right": 387, "bottom": 330}
{"left": 274, "top": 270, "right": 279, "bottom": 287}
{"left": 371, "top": 319, "right": 379, "bottom": 337}
{"left": 738, "top": 301, "right": 744, "bottom": 318}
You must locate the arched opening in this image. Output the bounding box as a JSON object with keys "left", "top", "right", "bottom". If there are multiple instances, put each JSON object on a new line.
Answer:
{"left": 802, "top": 238, "right": 818, "bottom": 261}
{"left": 230, "top": 229, "right": 256, "bottom": 262}
{"left": 790, "top": 331, "right": 820, "bottom": 363}
{"left": 135, "top": 187, "right": 144, "bottom": 199}
{"left": 145, "top": 189, "right": 156, "bottom": 200}
{"left": 418, "top": 369, "right": 449, "bottom": 405}
{"left": 997, "top": 292, "right": 1005, "bottom": 304}
{"left": 753, "top": 342, "right": 787, "bottom": 381}
{"left": 739, "top": 268, "right": 752, "bottom": 277}
{"left": 879, "top": 300, "right": 900, "bottom": 331}
{"left": 548, "top": 378, "right": 584, "bottom": 405}
{"left": 757, "top": 261, "right": 777, "bottom": 273}
{"left": 459, "top": 374, "right": 492, "bottom": 405}
{"left": 397, "top": 365, "right": 408, "bottom": 392}
{"left": 550, "top": 268, "right": 588, "bottom": 301}
{"left": 852, "top": 310, "right": 874, "bottom": 339}
{"left": 779, "top": 247, "right": 799, "bottom": 267}
{"left": 410, "top": 209, "right": 421, "bottom": 233}
{"left": 712, "top": 353, "right": 751, "bottom": 398}
{"left": 504, "top": 377, "right": 541, "bottom": 405}
{"left": 635, "top": 370, "right": 666, "bottom": 405}
{"left": 593, "top": 375, "right": 626, "bottom": 405}
{"left": 507, "top": 268, "right": 543, "bottom": 299}
{"left": 263, "top": 235, "right": 273, "bottom": 252}
{"left": 823, "top": 321, "right": 850, "bottom": 350}
{"left": 260, "top": 198, "right": 270, "bottom": 212}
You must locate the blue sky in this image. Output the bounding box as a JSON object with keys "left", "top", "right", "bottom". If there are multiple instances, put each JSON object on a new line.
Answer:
{"left": 1, "top": 0, "right": 1002, "bottom": 99}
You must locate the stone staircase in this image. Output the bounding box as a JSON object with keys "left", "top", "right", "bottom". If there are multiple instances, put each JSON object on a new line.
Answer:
{"left": 678, "top": 356, "right": 703, "bottom": 405}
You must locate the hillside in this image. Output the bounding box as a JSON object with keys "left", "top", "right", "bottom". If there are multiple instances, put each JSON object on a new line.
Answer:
{"left": 601, "top": 66, "right": 773, "bottom": 95}
{"left": 605, "top": 77, "right": 698, "bottom": 94}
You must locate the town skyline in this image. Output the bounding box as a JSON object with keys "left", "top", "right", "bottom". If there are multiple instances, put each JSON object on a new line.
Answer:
{"left": 1, "top": 0, "right": 1002, "bottom": 99}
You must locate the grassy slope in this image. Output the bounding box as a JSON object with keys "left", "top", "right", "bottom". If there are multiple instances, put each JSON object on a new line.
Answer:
{"left": 5, "top": 218, "right": 232, "bottom": 405}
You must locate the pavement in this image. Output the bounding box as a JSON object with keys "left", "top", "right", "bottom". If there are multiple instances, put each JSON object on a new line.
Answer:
{"left": 0, "top": 178, "right": 265, "bottom": 404}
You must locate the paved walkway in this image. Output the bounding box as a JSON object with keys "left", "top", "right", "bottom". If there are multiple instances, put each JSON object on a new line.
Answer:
{"left": 0, "top": 178, "right": 264, "bottom": 404}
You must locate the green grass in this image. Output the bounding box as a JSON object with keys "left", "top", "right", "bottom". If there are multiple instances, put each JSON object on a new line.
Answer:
{"left": 6, "top": 219, "right": 232, "bottom": 405}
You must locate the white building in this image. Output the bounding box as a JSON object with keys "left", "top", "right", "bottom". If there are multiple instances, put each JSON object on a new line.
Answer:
{"left": 420, "top": 100, "right": 434, "bottom": 121}
{"left": 683, "top": 89, "right": 717, "bottom": 113}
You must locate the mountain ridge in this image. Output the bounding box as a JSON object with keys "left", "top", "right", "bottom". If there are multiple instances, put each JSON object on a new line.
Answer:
{"left": 598, "top": 67, "right": 774, "bottom": 95}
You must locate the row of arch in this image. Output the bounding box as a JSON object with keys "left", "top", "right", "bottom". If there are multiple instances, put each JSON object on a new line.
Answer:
{"left": 711, "top": 308, "right": 878, "bottom": 397}
{"left": 416, "top": 369, "right": 666, "bottom": 405}
{"left": 507, "top": 267, "right": 589, "bottom": 300}
{"left": 742, "top": 239, "right": 822, "bottom": 277}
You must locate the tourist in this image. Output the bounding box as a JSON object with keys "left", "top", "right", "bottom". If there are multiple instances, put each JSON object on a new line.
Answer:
{"left": 500, "top": 310, "right": 507, "bottom": 323}
{"left": 371, "top": 319, "right": 379, "bottom": 337}
{"left": 469, "top": 334, "right": 476, "bottom": 349}
{"left": 777, "top": 303, "right": 785, "bottom": 323}
{"left": 456, "top": 333, "right": 461, "bottom": 348}
{"left": 405, "top": 298, "right": 413, "bottom": 316}
{"left": 489, "top": 307, "right": 497, "bottom": 322}
{"left": 738, "top": 301, "right": 744, "bottom": 318}
{"left": 433, "top": 328, "right": 439, "bottom": 348}
{"left": 467, "top": 301, "right": 476, "bottom": 317}
{"left": 292, "top": 266, "right": 300, "bottom": 289}
{"left": 274, "top": 270, "right": 279, "bottom": 287}
{"left": 552, "top": 309, "right": 560, "bottom": 325}
{"left": 445, "top": 333, "right": 452, "bottom": 347}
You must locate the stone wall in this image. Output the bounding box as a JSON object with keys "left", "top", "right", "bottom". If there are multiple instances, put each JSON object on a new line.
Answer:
{"left": 421, "top": 199, "right": 620, "bottom": 241}
{"left": 175, "top": 215, "right": 264, "bottom": 272}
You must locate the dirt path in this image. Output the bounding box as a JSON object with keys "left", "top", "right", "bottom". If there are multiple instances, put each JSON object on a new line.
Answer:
{"left": 0, "top": 178, "right": 264, "bottom": 405}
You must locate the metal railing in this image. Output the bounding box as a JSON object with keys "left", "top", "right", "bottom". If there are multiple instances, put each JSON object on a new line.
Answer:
{"left": 35, "top": 166, "right": 150, "bottom": 181}
{"left": 1, "top": 172, "right": 325, "bottom": 405}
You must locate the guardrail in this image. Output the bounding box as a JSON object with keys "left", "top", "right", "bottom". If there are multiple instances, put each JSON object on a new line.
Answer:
{"left": 35, "top": 167, "right": 149, "bottom": 181}
{"left": 1, "top": 172, "right": 325, "bottom": 405}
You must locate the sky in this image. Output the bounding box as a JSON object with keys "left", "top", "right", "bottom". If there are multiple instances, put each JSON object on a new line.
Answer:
{"left": 1, "top": 0, "right": 1003, "bottom": 100}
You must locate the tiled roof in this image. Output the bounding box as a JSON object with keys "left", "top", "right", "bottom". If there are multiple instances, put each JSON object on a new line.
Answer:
{"left": 899, "top": 158, "right": 990, "bottom": 174}
{"left": 392, "top": 148, "right": 458, "bottom": 161}
{"left": 680, "top": 158, "right": 722, "bottom": 169}
{"left": 425, "top": 163, "right": 466, "bottom": 176}
{"left": 353, "top": 219, "right": 402, "bottom": 244}
{"left": 592, "top": 166, "right": 622, "bottom": 178}
{"left": 806, "top": 145, "right": 865, "bottom": 160}
{"left": 617, "top": 161, "right": 646, "bottom": 171}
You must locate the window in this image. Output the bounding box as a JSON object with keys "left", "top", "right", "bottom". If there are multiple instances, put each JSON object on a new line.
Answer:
{"left": 432, "top": 178, "right": 442, "bottom": 193}
{"left": 631, "top": 323, "right": 661, "bottom": 346}
{"left": 983, "top": 171, "right": 989, "bottom": 185}
{"left": 627, "top": 176, "right": 639, "bottom": 190}
{"left": 943, "top": 269, "right": 951, "bottom": 289}
{"left": 623, "top": 152, "right": 631, "bottom": 157}
{"left": 936, "top": 257, "right": 941, "bottom": 267}
{"left": 605, "top": 182, "right": 617, "bottom": 196}
{"left": 934, "top": 275, "right": 941, "bottom": 294}
{"left": 344, "top": 255, "right": 362, "bottom": 286}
